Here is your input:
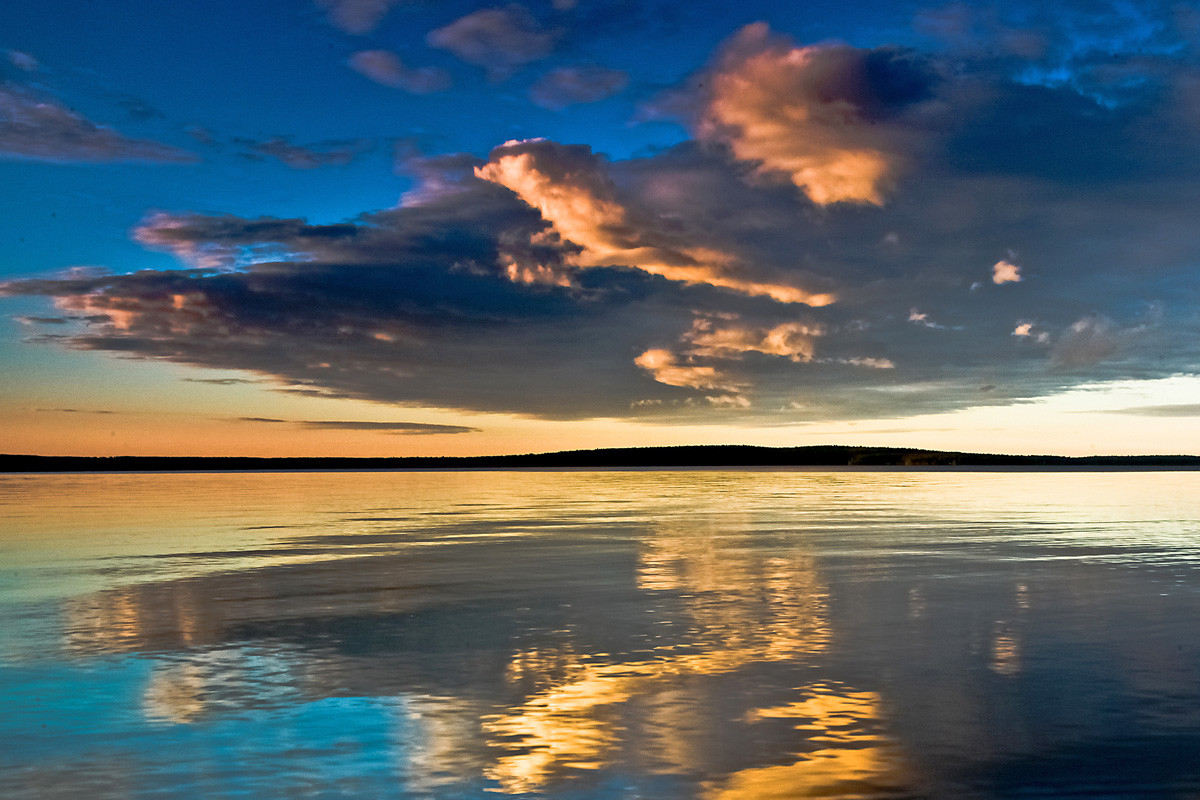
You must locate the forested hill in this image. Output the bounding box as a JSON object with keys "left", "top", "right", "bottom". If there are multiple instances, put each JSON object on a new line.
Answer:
{"left": 4, "top": 445, "right": 1200, "bottom": 472}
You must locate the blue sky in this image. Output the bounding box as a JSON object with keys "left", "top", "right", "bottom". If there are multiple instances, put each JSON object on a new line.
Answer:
{"left": 4, "top": 0, "right": 1200, "bottom": 456}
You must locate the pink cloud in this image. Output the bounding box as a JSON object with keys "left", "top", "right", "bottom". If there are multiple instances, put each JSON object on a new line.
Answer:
{"left": 634, "top": 348, "right": 743, "bottom": 392}
{"left": 687, "top": 23, "right": 934, "bottom": 206}
{"left": 476, "top": 138, "right": 836, "bottom": 304}
{"left": 684, "top": 316, "right": 823, "bottom": 362}
{"left": 992, "top": 259, "right": 1022, "bottom": 283}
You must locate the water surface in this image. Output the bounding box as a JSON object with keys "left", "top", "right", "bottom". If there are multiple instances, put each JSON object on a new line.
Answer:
{"left": 2, "top": 469, "right": 1200, "bottom": 799}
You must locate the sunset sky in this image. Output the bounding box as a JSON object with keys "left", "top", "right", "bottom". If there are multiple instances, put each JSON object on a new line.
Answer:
{"left": 4, "top": 0, "right": 1200, "bottom": 457}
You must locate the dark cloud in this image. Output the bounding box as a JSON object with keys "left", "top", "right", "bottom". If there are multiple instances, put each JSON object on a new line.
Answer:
{"left": 427, "top": 6, "right": 557, "bottom": 80}
{"left": 116, "top": 96, "right": 166, "bottom": 122}
{"left": 36, "top": 408, "right": 115, "bottom": 414}
{"left": 236, "top": 137, "right": 373, "bottom": 170}
{"left": 528, "top": 66, "right": 628, "bottom": 109}
{"left": 237, "top": 417, "right": 477, "bottom": 433}
{"left": 0, "top": 84, "right": 196, "bottom": 164}
{"left": 6, "top": 22, "right": 1200, "bottom": 424}
{"left": 14, "top": 315, "right": 71, "bottom": 325}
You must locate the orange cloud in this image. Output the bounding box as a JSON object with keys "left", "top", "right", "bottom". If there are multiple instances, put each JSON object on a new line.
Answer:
{"left": 634, "top": 316, "right": 825, "bottom": 403}
{"left": 476, "top": 139, "right": 835, "bottom": 305}
{"left": 634, "top": 348, "right": 743, "bottom": 392}
{"left": 992, "top": 259, "right": 1022, "bottom": 284}
{"left": 694, "top": 24, "right": 928, "bottom": 206}
{"left": 685, "top": 317, "right": 823, "bottom": 362}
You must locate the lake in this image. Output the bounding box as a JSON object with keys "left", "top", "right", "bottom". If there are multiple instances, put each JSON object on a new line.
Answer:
{"left": 2, "top": 469, "right": 1199, "bottom": 799}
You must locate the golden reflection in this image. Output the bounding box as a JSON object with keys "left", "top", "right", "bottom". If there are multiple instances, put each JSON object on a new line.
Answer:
{"left": 62, "top": 588, "right": 146, "bottom": 654}
{"left": 990, "top": 624, "right": 1021, "bottom": 676}
{"left": 62, "top": 580, "right": 219, "bottom": 654}
{"left": 989, "top": 583, "right": 1028, "bottom": 676}
{"left": 706, "top": 683, "right": 908, "bottom": 800}
{"left": 144, "top": 663, "right": 207, "bottom": 724}
{"left": 484, "top": 516, "right": 832, "bottom": 793}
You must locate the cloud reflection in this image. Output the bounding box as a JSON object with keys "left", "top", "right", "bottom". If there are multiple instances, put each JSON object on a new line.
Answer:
{"left": 482, "top": 515, "right": 831, "bottom": 792}
{"left": 708, "top": 683, "right": 908, "bottom": 799}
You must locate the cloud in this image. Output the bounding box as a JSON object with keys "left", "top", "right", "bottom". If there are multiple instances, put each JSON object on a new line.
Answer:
{"left": 475, "top": 138, "right": 836, "bottom": 304}
{"left": 6, "top": 50, "right": 39, "bottom": 72}
{"left": 908, "top": 309, "right": 950, "bottom": 329}
{"left": 427, "top": 7, "right": 557, "bottom": 80}
{"left": 681, "top": 23, "right": 937, "bottom": 205}
{"left": 992, "top": 259, "right": 1021, "bottom": 283}
{"left": 1012, "top": 321, "right": 1050, "bottom": 344}
{"left": 315, "top": 0, "right": 404, "bottom": 34}
{"left": 129, "top": 211, "right": 360, "bottom": 269}
{"left": 238, "top": 417, "right": 479, "bottom": 434}
{"left": 528, "top": 66, "right": 628, "bottom": 109}
{"left": 14, "top": 315, "right": 71, "bottom": 325}
{"left": 347, "top": 50, "right": 452, "bottom": 94}
{"left": 238, "top": 137, "right": 373, "bottom": 170}
{"left": 0, "top": 84, "right": 196, "bottom": 164}
{"left": 633, "top": 348, "right": 743, "bottom": 392}
{"left": 632, "top": 315, "right": 825, "bottom": 403}
{"left": 36, "top": 408, "right": 115, "bottom": 414}
{"left": 1050, "top": 315, "right": 1118, "bottom": 368}
{"left": 1093, "top": 404, "right": 1200, "bottom": 417}
{"left": 182, "top": 377, "right": 263, "bottom": 385}
{"left": 682, "top": 316, "right": 822, "bottom": 363}
{"left": 8, "top": 17, "right": 1200, "bottom": 426}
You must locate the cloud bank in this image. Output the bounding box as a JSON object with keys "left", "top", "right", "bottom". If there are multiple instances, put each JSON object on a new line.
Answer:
{"left": 6, "top": 21, "right": 1200, "bottom": 425}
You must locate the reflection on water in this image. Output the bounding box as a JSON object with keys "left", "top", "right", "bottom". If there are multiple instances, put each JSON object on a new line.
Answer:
{"left": 709, "top": 682, "right": 906, "bottom": 799}
{"left": 3, "top": 469, "right": 1200, "bottom": 798}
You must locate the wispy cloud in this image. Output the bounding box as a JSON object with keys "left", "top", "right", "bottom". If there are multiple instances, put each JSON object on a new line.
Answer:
{"left": 428, "top": 7, "right": 557, "bottom": 80}
{"left": 528, "top": 66, "right": 628, "bottom": 109}
{"left": 0, "top": 84, "right": 196, "bottom": 164}
{"left": 347, "top": 50, "right": 452, "bottom": 94}
{"left": 314, "top": 0, "right": 405, "bottom": 35}
{"left": 237, "top": 417, "right": 479, "bottom": 434}
{"left": 182, "top": 377, "right": 263, "bottom": 385}
{"left": 237, "top": 137, "right": 373, "bottom": 170}
{"left": 1091, "top": 404, "right": 1200, "bottom": 417}
{"left": 36, "top": 408, "right": 116, "bottom": 414}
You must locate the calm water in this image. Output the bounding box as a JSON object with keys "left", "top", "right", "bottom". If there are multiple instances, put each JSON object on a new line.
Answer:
{"left": 2, "top": 469, "right": 1200, "bottom": 799}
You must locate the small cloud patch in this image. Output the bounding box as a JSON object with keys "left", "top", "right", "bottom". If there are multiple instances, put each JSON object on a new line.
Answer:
{"left": 992, "top": 260, "right": 1022, "bottom": 284}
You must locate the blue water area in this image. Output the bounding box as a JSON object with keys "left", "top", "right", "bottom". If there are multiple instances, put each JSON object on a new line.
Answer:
{"left": 2, "top": 469, "right": 1200, "bottom": 799}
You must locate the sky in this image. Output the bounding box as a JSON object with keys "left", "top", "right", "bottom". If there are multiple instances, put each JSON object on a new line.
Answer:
{"left": 3, "top": 0, "right": 1200, "bottom": 457}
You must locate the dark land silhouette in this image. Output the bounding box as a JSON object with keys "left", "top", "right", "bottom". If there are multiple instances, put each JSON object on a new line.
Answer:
{"left": 4, "top": 445, "right": 1200, "bottom": 472}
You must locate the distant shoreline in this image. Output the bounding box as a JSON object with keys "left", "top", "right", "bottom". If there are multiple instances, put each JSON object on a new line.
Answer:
{"left": 4, "top": 445, "right": 1200, "bottom": 473}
